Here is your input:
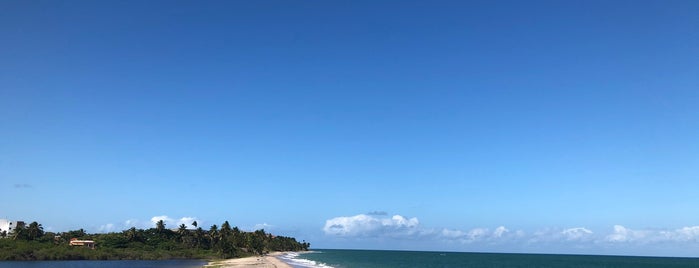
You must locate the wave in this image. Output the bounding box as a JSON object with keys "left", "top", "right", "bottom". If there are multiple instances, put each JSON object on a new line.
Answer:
{"left": 277, "top": 252, "right": 334, "bottom": 268}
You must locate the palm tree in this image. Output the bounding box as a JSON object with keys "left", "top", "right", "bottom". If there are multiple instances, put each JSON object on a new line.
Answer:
{"left": 12, "top": 224, "right": 26, "bottom": 240}
{"left": 193, "top": 227, "right": 204, "bottom": 248}
{"left": 125, "top": 227, "right": 138, "bottom": 242}
{"left": 220, "top": 221, "right": 232, "bottom": 241}
{"left": 192, "top": 221, "right": 198, "bottom": 228}
{"left": 156, "top": 220, "right": 166, "bottom": 233}
{"left": 209, "top": 224, "right": 220, "bottom": 248}
{"left": 177, "top": 224, "right": 187, "bottom": 243}
{"left": 178, "top": 224, "right": 187, "bottom": 235}
{"left": 232, "top": 226, "right": 243, "bottom": 247}
{"left": 26, "top": 221, "right": 44, "bottom": 240}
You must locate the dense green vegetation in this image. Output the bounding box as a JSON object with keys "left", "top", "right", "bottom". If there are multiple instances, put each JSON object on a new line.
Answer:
{"left": 0, "top": 220, "right": 309, "bottom": 261}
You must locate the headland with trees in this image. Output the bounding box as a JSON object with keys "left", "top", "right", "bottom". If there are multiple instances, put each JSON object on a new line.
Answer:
{"left": 0, "top": 220, "right": 310, "bottom": 261}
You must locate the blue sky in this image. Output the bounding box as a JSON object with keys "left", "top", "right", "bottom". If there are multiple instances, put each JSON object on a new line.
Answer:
{"left": 2, "top": 0, "right": 699, "bottom": 257}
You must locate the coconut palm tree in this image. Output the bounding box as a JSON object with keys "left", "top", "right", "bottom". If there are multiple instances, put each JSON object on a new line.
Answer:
{"left": 125, "top": 227, "right": 138, "bottom": 242}
{"left": 209, "top": 224, "right": 220, "bottom": 248}
{"left": 26, "top": 221, "right": 44, "bottom": 240}
{"left": 156, "top": 220, "right": 166, "bottom": 233}
{"left": 12, "top": 224, "right": 26, "bottom": 240}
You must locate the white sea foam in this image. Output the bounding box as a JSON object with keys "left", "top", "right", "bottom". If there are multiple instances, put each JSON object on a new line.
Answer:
{"left": 278, "top": 252, "right": 334, "bottom": 268}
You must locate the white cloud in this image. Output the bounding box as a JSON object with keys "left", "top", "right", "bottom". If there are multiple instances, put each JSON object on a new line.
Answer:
{"left": 107, "top": 216, "right": 201, "bottom": 230}
{"left": 439, "top": 226, "right": 514, "bottom": 243}
{"left": 606, "top": 225, "right": 629, "bottom": 242}
{"left": 176, "top": 217, "right": 198, "bottom": 228}
{"left": 149, "top": 215, "right": 200, "bottom": 229}
{"left": 150, "top": 215, "right": 172, "bottom": 226}
{"left": 322, "top": 213, "right": 699, "bottom": 257}
{"left": 561, "top": 227, "right": 593, "bottom": 241}
{"left": 493, "top": 226, "right": 509, "bottom": 238}
{"left": 323, "top": 214, "right": 421, "bottom": 237}
{"left": 605, "top": 225, "right": 699, "bottom": 244}
{"left": 670, "top": 226, "right": 699, "bottom": 242}
{"left": 467, "top": 228, "right": 489, "bottom": 240}
{"left": 441, "top": 228, "right": 467, "bottom": 239}
{"left": 324, "top": 213, "right": 518, "bottom": 244}
{"left": 253, "top": 223, "right": 273, "bottom": 231}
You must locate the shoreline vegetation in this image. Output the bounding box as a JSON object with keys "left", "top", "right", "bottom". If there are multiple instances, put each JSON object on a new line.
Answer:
{"left": 0, "top": 220, "right": 309, "bottom": 261}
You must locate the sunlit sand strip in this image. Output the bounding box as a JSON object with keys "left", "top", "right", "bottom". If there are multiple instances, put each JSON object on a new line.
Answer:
{"left": 204, "top": 252, "right": 292, "bottom": 268}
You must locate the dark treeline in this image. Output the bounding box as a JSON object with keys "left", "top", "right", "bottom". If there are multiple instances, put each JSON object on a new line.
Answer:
{"left": 0, "top": 220, "right": 310, "bottom": 261}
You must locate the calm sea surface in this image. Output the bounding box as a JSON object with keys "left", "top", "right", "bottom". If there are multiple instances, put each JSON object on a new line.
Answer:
{"left": 0, "top": 260, "right": 206, "bottom": 268}
{"left": 279, "top": 249, "right": 699, "bottom": 268}
{"left": 3, "top": 251, "right": 699, "bottom": 268}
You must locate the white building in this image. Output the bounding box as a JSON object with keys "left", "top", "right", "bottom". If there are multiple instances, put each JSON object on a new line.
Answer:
{"left": 0, "top": 219, "right": 24, "bottom": 237}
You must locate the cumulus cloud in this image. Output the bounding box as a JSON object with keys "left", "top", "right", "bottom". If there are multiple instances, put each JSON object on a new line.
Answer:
{"left": 561, "top": 227, "right": 593, "bottom": 241}
{"left": 118, "top": 216, "right": 200, "bottom": 230}
{"left": 253, "top": 223, "right": 273, "bottom": 231}
{"left": 323, "top": 214, "right": 421, "bottom": 237}
{"left": 493, "top": 226, "right": 509, "bottom": 238}
{"left": 439, "top": 226, "right": 515, "bottom": 243}
{"left": 606, "top": 225, "right": 643, "bottom": 242}
{"left": 150, "top": 215, "right": 200, "bottom": 229}
{"left": 605, "top": 225, "right": 699, "bottom": 244}
{"left": 323, "top": 214, "right": 516, "bottom": 243}
{"left": 441, "top": 228, "right": 467, "bottom": 239}
{"left": 323, "top": 214, "right": 699, "bottom": 256}
{"left": 670, "top": 226, "right": 699, "bottom": 242}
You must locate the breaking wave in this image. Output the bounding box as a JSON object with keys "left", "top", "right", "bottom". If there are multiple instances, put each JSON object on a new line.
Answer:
{"left": 277, "top": 252, "right": 334, "bottom": 268}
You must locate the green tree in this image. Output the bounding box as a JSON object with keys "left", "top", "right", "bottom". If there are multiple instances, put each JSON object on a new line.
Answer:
{"left": 221, "top": 221, "right": 232, "bottom": 235}
{"left": 155, "top": 220, "right": 166, "bottom": 233}
{"left": 124, "top": 227, "right": 140, "bottom": 242}
{"left": 193, "top": 227, "right": 205, "bottom": 248}
{"left": 209, "top": 224, "right": 219, "bottom": 249}
{"left": 12, "top": 224, "right": 26, "bottom": 240}
{"left": 26, "top": 221, "right": 44, "bottom": 240}
{"left": 66, "top": 228, "right": 87, "bottom": 239}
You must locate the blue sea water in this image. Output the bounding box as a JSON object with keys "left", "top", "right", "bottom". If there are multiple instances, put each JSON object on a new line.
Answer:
{"left": 278, "top": 249, "right": 699, "bottom": 268}
{"left": 0, "top": 260, "right": 206, "bottom": 268}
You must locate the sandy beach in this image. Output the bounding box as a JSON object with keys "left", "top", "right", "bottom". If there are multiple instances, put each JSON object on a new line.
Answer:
{"left": 204, "top": 252, "right": 292, "bottom": 268}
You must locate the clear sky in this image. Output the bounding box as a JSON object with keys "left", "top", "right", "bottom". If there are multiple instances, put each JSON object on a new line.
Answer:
{"left": 2, "top": 0, "right": 699, "bottom": 257}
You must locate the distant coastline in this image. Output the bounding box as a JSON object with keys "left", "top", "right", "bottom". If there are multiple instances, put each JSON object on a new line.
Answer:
{"left": 0, "top": 220, "right": 309, "bottom": 261}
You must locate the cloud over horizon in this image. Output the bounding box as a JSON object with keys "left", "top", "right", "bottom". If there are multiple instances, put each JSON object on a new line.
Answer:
{"left": 323, "top": 213, "right": 699, "bottom": 254}
{"left": 96, "top": 215, "right": 201, "bottom": 233}
{"left": 150, "top": 215, "right": 199, "bottom": 229}
{"left": 324, "top": 214, "right": 421, "bottom": 238}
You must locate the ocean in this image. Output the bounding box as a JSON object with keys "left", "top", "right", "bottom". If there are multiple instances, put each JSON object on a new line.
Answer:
{"left": 3, "top": 251, "right": 699, "bottom": 267}
{"left": 278, "top": 249, "right": 699, "bottom": 268}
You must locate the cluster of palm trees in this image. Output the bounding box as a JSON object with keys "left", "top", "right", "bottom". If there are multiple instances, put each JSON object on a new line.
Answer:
{"left": 3, "top": 220, "right": 309, "bottom": 259}
{"left": 2, "top": 221, "right": 44, "bottom": 241}
{"left": 117, "top": 219, "right": 309, "bottom": 257}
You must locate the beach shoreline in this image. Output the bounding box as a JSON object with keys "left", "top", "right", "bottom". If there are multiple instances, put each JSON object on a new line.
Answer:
{"left": 204, "top": 252, "right": 292, "bottom": 268}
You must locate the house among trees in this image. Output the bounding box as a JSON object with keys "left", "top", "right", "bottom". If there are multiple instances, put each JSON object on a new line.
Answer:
{"left": 69, "top": 238, "right": 96, "bottom": 249}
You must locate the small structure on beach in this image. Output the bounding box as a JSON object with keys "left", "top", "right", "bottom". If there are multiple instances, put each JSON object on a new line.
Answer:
{"left": 69, "top": 238, "right": 96, "bottom": 249}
